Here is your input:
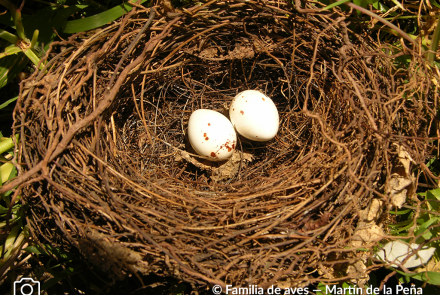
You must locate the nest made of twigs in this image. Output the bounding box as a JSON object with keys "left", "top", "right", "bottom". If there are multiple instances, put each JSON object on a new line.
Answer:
{"left": 7, "top": 0, "right": 439, "bottom": 289}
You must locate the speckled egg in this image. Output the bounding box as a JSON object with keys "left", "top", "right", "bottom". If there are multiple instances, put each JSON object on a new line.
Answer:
{"left": 188, "top": 109, "right": 237, "bottom": 161}
{"left": 229, "top": 90, "right": 279, "bottom": 141}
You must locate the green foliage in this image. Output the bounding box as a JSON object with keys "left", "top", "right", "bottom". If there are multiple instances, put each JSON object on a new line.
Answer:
{"left": 21, "top": 5, "right": 86, "bottom": 50}
{"left": 394, "top": 269, "right": 440, "bottom": 285}
{"left": 0, "top": 0, "right": 152, "bottom": 90}
{"left": 0, "top": 133, "right": 96, "bottom": 292}
{"left": 0, "top": 132, "right": 26, "bottom": 280}
{"left": 0, "top": 96, "right": 17, "bottom": 110}
{"left": 426, "top": 158, "right": 440, "bottom": 179}
{"left": 0, "top": 0, "right": 45, "bottom": 89}
{"left": 22, "top": 244, "right": 80, "bottom": 291}
{"left": 0, "top": 1, "right": 43, "bottom": 64}
{"left": 319, "top": 0, "right": 440, "bottom": 66}
{"left": 63, "top": 0, "right": 149, "bottom": 33}
{"left": 321, "top": 0, "right": 351, "bottom": 11}
{"left": 428, "top": 17, "right": 440, "bottom": 64}
{"left": 384, "top": 187, "right": 440, "bottom": 284}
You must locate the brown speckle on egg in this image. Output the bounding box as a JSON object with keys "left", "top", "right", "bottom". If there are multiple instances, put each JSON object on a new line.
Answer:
{"left": 205, "top": 137, "right": 209, "bottom": 140}
{"left": 208, "top": 123, "right": 211, "bottom": 126}
{"left": 240, "top": 110, "right": 244, "bottom": 115}
{"left": 262, "top": 97, "right": 265, "bottom": 101}
{"left": 210, "top": 152, "right": 217, "bottom": 157}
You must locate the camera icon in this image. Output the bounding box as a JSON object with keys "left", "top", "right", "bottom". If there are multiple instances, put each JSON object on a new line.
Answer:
{"left": 13, "top": 277, "right": 40, "bottom": 295}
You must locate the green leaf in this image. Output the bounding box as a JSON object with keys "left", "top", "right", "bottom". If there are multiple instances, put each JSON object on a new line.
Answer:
{"left": 427, "top": 188, "right": 440, "bottom": 211}
{"left": 62, "top": 0, "right": 149, "bottom": 34}
{"left": 372, "top": 1, "right": 393, "bottom": 14}
{"left": 316, "top": 282, "right": 327, "bottom": 295}
{"left": 23, "top": 245, "right": 44, "bottom": 255}
{"left": 415, "top": 217, "right": 438, "bottom": 241}
{"left": 3, "top": 225, "right": 20, "bottom": 252}
{"left": 0, "top": 46, "right": 22, "bottom": 59}
{"left": 0, "top": 29, "right": 19, "bottom": 44}
{"left": 430, "top": 0, "right": 440, "bottom": 9}
{"left": 427, "top": 188, "right": 440, "bottom": 200}
{"left": 390, "top": 208, "right": 412, "bottom": 215}
{"left": 395, "top": 269, "right": 440, "bottom": 285}
{"left": 41, "top": 266, "right": 76, "bottom": 291}
{"left": 22, "top": 47, "right": 44, "bottom": 70}
{"left": 388, "top": 219, "right": 412, "bottom": 228}
{"left": 0, "top": 53, "right": 28, "bottom": 89}
{"left": 411, "top": 271, "right": 440, "bottom": 285}
{"left": 390, "top": 220, "right": 414, "bottom": 234}
{"left": 43, "top": 244, "right": 76, "bottom": 261}
{"left": 394, "top": 54, "right": 412, "bottom": 67}
{"left": 321, "top": 0, "right": 351, "bottom": 11}
{"left": 353, "top": 0, "right": 378, "bottom": 7}
{"left": 0, "top": 203, "right": 19, "bottom": 214}
{"left": 2, "top": 189, "right": 13, "bottom": 198}
{"left": 0, "top": 95, "right": 17, "bottom": 110}
{"left": 0, "top": 135, "right": 18, "bottom": 154}
{"left": 0, "top": 162, "right": 14, "bottom": 185}
{"left": 342, "top": 282, "right": 353, "bottom": 294}
{"left": 0, "top": 216, "right": 20, "bottom": 228}
{"left": 353, "top": 0, "right": 367, "bottom": 7}
{"left": 21, "top": 5, "right": 86, "bottom": 50}
{"left": 8, "top": 164, "right": 16, "bottom": 180}
{"left": 416, "top": 213, "right": 430, "bottom": 225}
{"left": 428, "top": 16, "right": 440, "bottom": 64}
{"left": 3, "top": 45, "right": 21, "bottom": 55}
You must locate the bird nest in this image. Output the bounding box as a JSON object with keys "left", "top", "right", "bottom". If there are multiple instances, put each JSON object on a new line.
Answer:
{"left": 7, "top": 0, "right": 439, "bottom": 290}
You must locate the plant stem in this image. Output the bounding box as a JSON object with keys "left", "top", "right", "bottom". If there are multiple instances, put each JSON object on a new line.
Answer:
{"left": 12, "top": 4, "right": 27, "bottom": 42}
{"left": 0, "top": 29, "right": 19, "bottom": 44}
{"left": 0, "top": 46, "right": 22, "bottom": 59}
{"left": 30, "top": 30, "right": 39, "bottom": 49}
{"left": 428, "top": 16, "right": 440, "bottom": 64}
{"left": 22, "top": 48, "right": 44, "bottom": 70}
{"left": 0, "top": 0, "right": 28, "bottom": 42}
{"left": 346, "top": 2, "right": 416, "bottom": 46}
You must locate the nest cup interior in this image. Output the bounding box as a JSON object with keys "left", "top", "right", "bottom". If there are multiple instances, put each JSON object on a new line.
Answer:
{"left": 120, "top": 40, "right": 309, "bottom": 186}
{"left": 14, "top": 0, "right": 437, "bottom": 288}
{"left": 117, "top": 16, "right": 343, "bottom": 190}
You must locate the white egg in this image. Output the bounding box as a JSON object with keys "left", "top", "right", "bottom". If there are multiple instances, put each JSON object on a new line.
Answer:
{"left": 229, "top": 90, "right": 279, "bottom": 141}
{"left": 188, "top": 109, "right": 237, "bottom": 161}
